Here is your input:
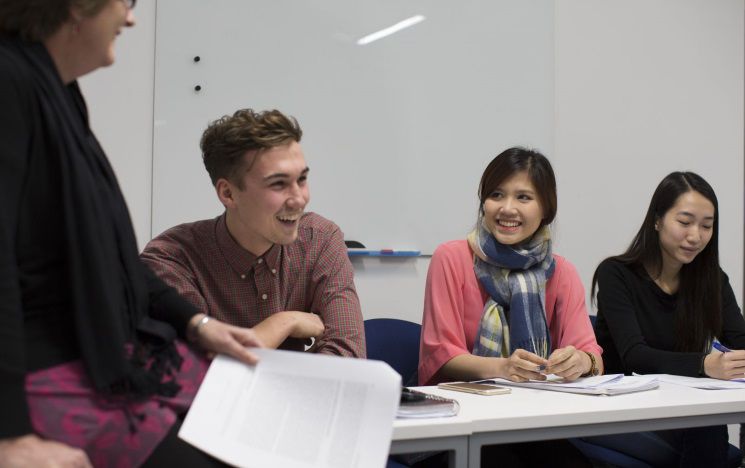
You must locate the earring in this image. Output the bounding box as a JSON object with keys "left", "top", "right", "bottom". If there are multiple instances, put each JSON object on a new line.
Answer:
{"left": 70, "top": 21, "right": 80, "bottom": 35}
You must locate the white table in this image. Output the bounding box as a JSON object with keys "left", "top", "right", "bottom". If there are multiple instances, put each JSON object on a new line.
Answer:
{"left": 390, "top": 382, "right": 745, "bottom": 468}
{"left": 391, "top": 408, "right": 472, "bottom": 467}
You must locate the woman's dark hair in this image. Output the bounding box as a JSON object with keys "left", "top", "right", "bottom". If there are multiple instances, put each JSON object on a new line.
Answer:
{"left": 478, "top": 146, "right": 557, "bottom": 225}
{"left": 591, "top": 171, "right": 721, "bottom": 352}
{"left": 0, "top": 0, "right": 108, "bottom": 41}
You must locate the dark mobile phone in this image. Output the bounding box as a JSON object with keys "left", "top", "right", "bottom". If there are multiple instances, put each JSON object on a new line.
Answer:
{"left": 400, "top": 387, "right": 427, "bottom": 402}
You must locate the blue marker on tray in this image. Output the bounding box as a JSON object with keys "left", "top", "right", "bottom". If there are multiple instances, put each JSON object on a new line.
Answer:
{"left": 347, "top": 249, "right": 421, "bottom": 257}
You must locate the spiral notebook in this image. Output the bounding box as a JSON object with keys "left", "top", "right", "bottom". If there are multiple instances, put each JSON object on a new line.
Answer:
{"left": 397, "top": 388, "right": 460, "bottom": 418}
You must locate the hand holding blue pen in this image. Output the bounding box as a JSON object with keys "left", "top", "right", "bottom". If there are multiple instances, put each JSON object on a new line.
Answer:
{"left": 502, "top": 349, "right": 547, "bottom": 381}
{"left": 708, "top": 341, "right": 745, "bottom": 381}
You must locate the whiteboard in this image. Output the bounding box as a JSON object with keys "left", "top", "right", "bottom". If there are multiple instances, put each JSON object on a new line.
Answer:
{"left": 153, "top": 0, "right": 554, "bottom": 253}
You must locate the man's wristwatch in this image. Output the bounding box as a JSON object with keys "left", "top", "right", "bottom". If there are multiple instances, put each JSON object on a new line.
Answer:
{"left": 582, "top": 351, "right": 600, "bottom": 376}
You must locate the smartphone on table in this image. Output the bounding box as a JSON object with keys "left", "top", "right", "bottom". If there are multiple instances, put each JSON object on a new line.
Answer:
{"left": 437, "top": 381, "right": 511, "bottom": 395}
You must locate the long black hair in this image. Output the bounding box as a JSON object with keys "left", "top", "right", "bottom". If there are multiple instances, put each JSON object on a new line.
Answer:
{"left": 591, "top": 171, "right": 721, "bottom": 352}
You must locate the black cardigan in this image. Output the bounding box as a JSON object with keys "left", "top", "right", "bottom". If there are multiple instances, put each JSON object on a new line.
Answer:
{"left": 0, "top": 38, "right": 198, "bottom": 439}
{"left": 594, "top": 258, "right": 745, "bottom": 376}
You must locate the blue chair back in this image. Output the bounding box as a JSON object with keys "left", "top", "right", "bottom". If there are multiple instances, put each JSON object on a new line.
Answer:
{"left": 364, "top": 318, "right": 421, "bottom": 386}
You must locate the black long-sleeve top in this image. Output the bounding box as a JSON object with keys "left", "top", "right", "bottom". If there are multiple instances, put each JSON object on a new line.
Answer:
{"left": 0, "top": 38, "right": 199, "bottom": 439}
{"left": 594, "top": 259, "right": 745, "bottom": 377}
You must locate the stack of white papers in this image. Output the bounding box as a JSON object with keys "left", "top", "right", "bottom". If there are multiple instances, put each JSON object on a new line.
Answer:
{"left": 476, "top": 374, "right": 659, "bottom": 396}
{"left": 637, "top": 373, "right": 745, "bottom": 390}
{"left": 180, "top": 349, "right": 400, "bottom": 468}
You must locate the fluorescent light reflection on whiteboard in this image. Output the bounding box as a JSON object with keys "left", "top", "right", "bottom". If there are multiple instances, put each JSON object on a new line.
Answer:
{"left": 357, "top": 15, "right": 425, "bottom": 46}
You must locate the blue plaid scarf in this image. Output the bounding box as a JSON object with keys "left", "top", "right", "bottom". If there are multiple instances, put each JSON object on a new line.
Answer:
{"left": 467, "top": 219, "right": 555, "bottom": 358}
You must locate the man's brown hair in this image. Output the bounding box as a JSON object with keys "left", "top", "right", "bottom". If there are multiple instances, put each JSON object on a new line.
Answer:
{"left": 200, "top": 108, "right": 302, "bottom": 188}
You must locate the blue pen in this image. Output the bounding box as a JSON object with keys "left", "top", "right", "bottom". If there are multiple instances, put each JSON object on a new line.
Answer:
{"left": 712, "top": 341, "right": 731, "bottom": 353}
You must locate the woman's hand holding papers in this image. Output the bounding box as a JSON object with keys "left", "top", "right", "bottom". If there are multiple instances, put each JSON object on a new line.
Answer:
{"left": 544, "top": 346, "right": 591, "bottom": 381}
{"left": 189, "top": 314, "right": 264, "bottom": 365}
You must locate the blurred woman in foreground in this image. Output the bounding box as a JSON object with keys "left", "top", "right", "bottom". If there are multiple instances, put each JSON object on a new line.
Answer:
{"left": 0, "top": 1, "right": 262, "bottom": 465}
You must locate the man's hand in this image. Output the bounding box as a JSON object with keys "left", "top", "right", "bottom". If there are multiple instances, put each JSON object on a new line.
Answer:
{"left": 286, "top": 311, "right": 325, "bottom": 339}
{"left": 190, "top": 314, "right": 263, "bottom": 365}
{"left": 0, "top": 434, "right": 92, "bottom": 468}
{"left": 250, "top": 311, "right": 325, "bottom": 349}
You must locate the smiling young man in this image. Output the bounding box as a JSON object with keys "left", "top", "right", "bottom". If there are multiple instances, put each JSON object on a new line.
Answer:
{"left": 141, "top": 109, "right": 365, "bottom": 357}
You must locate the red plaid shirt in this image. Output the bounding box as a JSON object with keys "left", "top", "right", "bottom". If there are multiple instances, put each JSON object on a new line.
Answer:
{"left": 141, "top": 212, "right": 365, "bottom": 357}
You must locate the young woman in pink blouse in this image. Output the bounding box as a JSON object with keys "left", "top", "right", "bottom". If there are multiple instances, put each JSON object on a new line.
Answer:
{"left": 418, "top": 147, "right": 601, "bottom": 467}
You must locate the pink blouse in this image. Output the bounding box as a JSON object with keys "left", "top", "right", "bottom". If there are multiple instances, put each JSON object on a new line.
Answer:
{"left": 419, "top": 240, "right": 602, "bottom": 385}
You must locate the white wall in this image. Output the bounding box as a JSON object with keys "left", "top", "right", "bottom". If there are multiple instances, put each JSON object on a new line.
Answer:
{"left": 83, "top": 1, "right": 743, "bottom": 326}
{"left": 79, "top": 0, "right": 156, "bottom": 247}
{"left": 554, "top": 0, "right": 744, "bottom": 311}
{"left": 351, "top": 257, "right": 431, "bottom": 323}
{"left": 151, "top": 1, "right": 555, "bottom": 256}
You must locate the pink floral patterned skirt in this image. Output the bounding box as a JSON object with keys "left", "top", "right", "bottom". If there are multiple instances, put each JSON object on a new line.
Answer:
{"left": 25, "top": 341, "right": 208, "bottom": 468}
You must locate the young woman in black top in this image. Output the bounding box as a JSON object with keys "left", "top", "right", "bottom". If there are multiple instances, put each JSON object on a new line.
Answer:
{"left": 590, "top": 171, "right": 745, "bottom": 467}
